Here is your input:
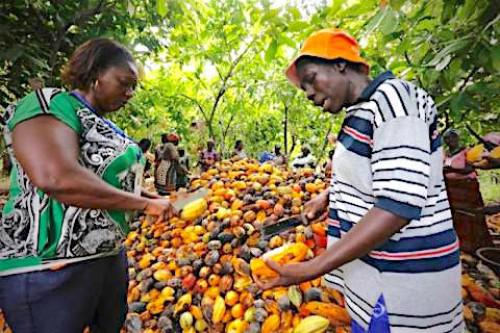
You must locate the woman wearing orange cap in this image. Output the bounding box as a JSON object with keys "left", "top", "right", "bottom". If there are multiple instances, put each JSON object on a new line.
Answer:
{"left": 255, "top": 29, "right": 463, "bottom": 332}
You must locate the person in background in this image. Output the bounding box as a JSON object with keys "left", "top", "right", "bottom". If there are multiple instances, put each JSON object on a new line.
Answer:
{"left": 254, "top": 28, "right": 463, "bottom": 332}
{"left": 0, "top": 38, "right": 172, "bottom": 333}
{"left": 324, "top": 148, "right": 335, "bottom": 178}
{"left": 259, "top": 150, "right": 275, "bottom": 164}
{"left": 154, "top": 133, "right": 182, "bottom": 195}
{"left": 273, "top": 145, "right": 288, "bottom": 167}
{"left": 155, "top": 143, "right": 188, "bottom": 195}
{"left": 177, "top": 147, "right": 190, "bottom": 189}
{"left": 28, "top": 77, "right": 44, "bottom": 90}
{"left": 442, "top": 129, "right": 477, "bottom": 180}
{"left": 232, "top": 139, "right": 247, "bottom": 159}
{"left": 155, "top": 134, "right": 168, "bottom": 165}
{"left": 291, "top": 144, "right": 316, "bottom": 170}
{"left": 199, "top": 139, "right": 220, "bottom": 172}
{"left": 138, "top": 138, "right": 153, "bottom": 175}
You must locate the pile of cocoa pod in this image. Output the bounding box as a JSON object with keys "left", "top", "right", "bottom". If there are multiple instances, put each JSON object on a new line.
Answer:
{"left": 0, "top": 160, "right": 498, "bottom": 333}
{"left": 123, "top": 160, "right": 351, "bottom": 333}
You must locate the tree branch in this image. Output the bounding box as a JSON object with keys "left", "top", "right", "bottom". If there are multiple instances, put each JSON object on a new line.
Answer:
{"left": 49, "top": 0, "right": 108, "bottom": 80}
{"left": 222, "top": 111, "right": 237, "bottom": 141}
{"left": 208, "top": 34, "right": 259, "bottom": 125}
{"left": 398, "top": 35, "right": 424, "bottom": 88}
{"left": 178, "top": 94, "right": 208, "bottom": 122}
{"left": 458, "top": 66, "right": 478, "bottom": 93}
{"left": 457, "top": 66, "right": 480, "bottom": 123}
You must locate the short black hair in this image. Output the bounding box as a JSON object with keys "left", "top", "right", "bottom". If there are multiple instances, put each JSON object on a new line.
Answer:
{"left": 296, "top": 55, "right": 366, "bottom": 74}
{"left": 138, "top": 138, "right": 151, "bottom": 152}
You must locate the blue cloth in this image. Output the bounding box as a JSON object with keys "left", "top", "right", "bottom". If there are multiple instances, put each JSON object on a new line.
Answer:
{"left": 259, "top": 151, "right": 276, "bottom": 163}
{"left": 0, "top": 250, "right": 128, "bottom": 333}
{"left": 351, "top": 295, "right": 390, "bottom": 333}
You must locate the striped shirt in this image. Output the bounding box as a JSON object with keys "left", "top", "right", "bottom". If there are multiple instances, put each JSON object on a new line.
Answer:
{"left": 324, "top": 72, "right": 463, "bottom": 332}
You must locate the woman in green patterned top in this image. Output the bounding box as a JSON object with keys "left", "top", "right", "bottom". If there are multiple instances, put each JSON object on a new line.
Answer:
{"left": 0, "top": 39, "right": 173, "bottom": 333}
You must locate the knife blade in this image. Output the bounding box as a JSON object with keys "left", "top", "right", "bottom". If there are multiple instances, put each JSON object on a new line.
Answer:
{"left": 171, "top": 188, "right": 209, "bottom": 212}
{"left": 261, "top": 215, "right": 305, "bottom": 239}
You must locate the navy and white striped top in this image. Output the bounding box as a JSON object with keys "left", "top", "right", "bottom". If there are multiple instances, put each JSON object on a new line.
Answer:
{"left": 324, "top": 72, "right": 463, "bottom": 332}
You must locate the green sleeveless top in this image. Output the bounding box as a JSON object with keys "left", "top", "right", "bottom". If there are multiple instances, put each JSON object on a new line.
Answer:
{"left": 0, "top": 88, "right": 144, "bottom": 275}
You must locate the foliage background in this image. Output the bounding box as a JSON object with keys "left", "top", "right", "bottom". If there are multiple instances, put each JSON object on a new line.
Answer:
{"left": 1, "top": 0, "right": 499, "bottom": 162}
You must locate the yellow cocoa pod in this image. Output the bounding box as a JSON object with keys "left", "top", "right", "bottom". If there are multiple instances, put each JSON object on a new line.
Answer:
{"left": 466, "top": 144, "right": 484, "bottom": 162}
{"left": 226, "top": 319, "right": 248, "bottom": 333}
{"left": 180, "top": 312, "right": 194, "bottom": 330}
{"left": 194, "top": 319, "right": 208, "bottom": 332}
{"left": 174, "top": 293, "right": 193, "bottom": 315}
{"left": 181, "top": 198, "right": 208, "bottom": 221}
{"left": 293, "top": 315, "right": 330, "bottom": 333}
{"left": 212, "top": 295, "right": 226, "bottom": 324}
{"left": 490, "top": 146, "right": 500, "bottom": 158}
{"left": 153, "top": 269, "right": 171, "bottom": 282}
{"left": 288, "top": 285, "right": 303, "bottom": 308}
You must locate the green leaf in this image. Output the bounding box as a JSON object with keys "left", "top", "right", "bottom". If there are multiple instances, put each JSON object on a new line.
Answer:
{"left": 279, "top": 34, "right": 296, "bottom": 48}
{"left": 396, "top": 38, "right": 411, "bottom": 54}
{"left": 287, "top": 20, "right": 308, "bottom": 32}
{"left": 289, "top": 7, "right": 301, "bottom": 19}
{"left": 435, "top": 54, "right": 451, "bottom": 71}
{"left": 156, "top": 0, "right": 168, "bottom": 18}
{"left": 415, "top": 18, "right": 435, "bottom": 31}
{"left": 364, "top": 8, "right": 387, "bottom": 36}
{"left": 426, "top": 38, "right": 470, "bottom": 67}
{"left": 127, "top": 0, "right": 135, "bottom": 16}
{"left": 490, "top": 46, "right": 500, "bottom": 72}
{"left": 390, "top": 0, "right": 406, "bottom": 11}
{"left": 457, "top": 0, "right": 476, "bottom": 21}
{"left": 448, "top": 58, "right": 462, "bottom": 76}
{"left": 345, "top": 0, "right": 377, "bottom": 16}
{"left": 265, "top": 39, "right": 278, "bottom": 62}
{"left": 0, "top": 45, "right": 24, "bottom": 62}
{"left": 450, "top": 94, "right": 465, "bottom": 119}
{"left": 379, "top": 7, "right": 399, "bottom": 35}
{"left": 329, "top": 0, "right": 345, "bottom": 16}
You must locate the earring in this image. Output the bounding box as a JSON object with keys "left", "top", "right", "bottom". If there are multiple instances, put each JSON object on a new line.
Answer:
{"left": 94, "top": 80, "right": 99, "bottom": 89}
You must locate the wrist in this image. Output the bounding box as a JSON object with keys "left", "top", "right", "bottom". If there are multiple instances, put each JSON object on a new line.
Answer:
{"left": 320, "top": 190, "right": 329, "bottom": 207}
{"left": 301, "top": 258, "right": 322, "bottom": 282}
{"left": 137, "top": 197, "right": 151, "bottom": 211}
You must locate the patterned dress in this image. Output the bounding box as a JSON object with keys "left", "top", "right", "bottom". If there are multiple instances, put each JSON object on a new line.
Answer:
{"left": 324, "top": 72, "right": 463, "bottom": 332}
{"left": 0, "top": 88, "right": 144, "bottom": 275}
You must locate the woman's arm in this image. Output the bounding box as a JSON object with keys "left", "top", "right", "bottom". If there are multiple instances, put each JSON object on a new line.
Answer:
{"left": 13, "top": 116, "right": 156, "bottom": 211}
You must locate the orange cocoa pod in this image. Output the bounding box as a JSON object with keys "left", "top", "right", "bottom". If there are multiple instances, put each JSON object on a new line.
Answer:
{"left": 262, "top": 314, "right": 280, "bottom": 333}
{"left": 190, "top": 305, "right": 204, "bottom": 320}
{"left": 231, "top": 304, "right": 245, "bottom": 319}
{"left": 303, "top": 301, "right": 351, "bottom": 326}
{"left": 281, "top": 310, "right": 293, "bottom": 330}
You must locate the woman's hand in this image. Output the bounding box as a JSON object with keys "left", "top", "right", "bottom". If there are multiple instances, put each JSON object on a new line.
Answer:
{"left": 144, "top": 198, "right": 175, "bottom": 223}
{"left": 253, "top": 260, "right": 314, "bottom": 290}
{"left": 302, "top": 189, "right": 329, "bottom": 222}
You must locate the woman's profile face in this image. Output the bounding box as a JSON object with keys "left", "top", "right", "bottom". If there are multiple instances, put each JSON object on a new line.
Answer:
{"left": 94, "top": 62, "right": 138, "bottom": 113}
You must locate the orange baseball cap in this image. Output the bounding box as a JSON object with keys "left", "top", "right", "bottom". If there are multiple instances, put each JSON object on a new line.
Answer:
{"left": 285, "top": 29, "right": 370, "bottom": 87}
